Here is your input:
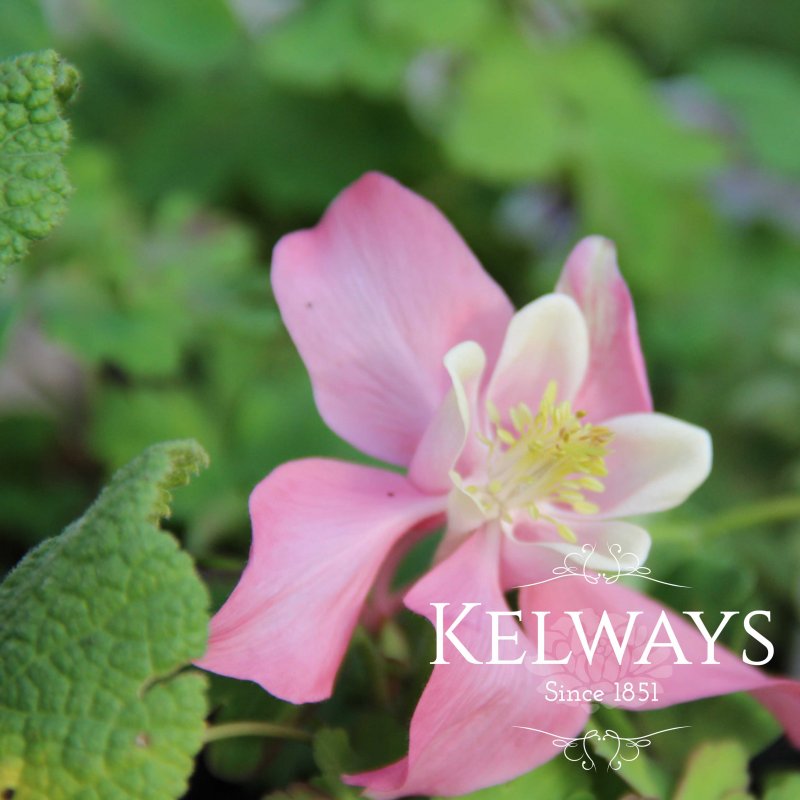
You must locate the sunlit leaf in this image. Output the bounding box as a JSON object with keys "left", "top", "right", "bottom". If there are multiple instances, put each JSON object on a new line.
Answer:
{"left": 673, "top": 741, "right": 752, "bottom": 800}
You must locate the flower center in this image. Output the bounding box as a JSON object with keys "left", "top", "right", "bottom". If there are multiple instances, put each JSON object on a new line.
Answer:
{"left": 451, "top": 381, "right": 613, "bottom": 541}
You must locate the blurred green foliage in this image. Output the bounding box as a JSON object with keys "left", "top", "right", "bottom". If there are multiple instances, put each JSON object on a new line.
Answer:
{"left": 1, "top": 0, "right": 800, "bottom": 797}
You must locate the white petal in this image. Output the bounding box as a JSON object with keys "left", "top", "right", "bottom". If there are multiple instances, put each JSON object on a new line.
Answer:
{"left": 533, "top": 520, "right": 652, "bottom": 575}
{"left": 409, "top": 341, "right": 486, "bottom": 494}
{"left": 486, "top": 294, "right": 589, "bottom": 413}
{"left": 596, "top": 412, "right": 713, "bottom": 518}
{"left": 501, "top": 519, "right": 651, "bottom": 588}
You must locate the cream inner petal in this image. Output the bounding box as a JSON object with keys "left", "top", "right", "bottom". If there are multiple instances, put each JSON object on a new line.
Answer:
{"left": 408, "top": 340, "right": 486, "bottom": 495}
{"left": 592, "top": 412, "right": 713, "bottom": 518}
{"left": 526, "top": 519, "right": 652, "bottom": 576}
{"left": 485, "top": 293, "right": 590, "bottom": 417}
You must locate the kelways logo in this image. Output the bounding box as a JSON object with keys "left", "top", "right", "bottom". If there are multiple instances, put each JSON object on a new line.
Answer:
{"left": 431, "top": 605, "right": 773, "bottom": 668}
{"left": 430, "top": 603, "right": 774, "bottom": 707}
{"left": 427, "top": 545, "right": 775, "bottom": 710}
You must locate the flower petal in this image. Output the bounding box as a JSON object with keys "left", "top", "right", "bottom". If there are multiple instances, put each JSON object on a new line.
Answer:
{"left": 556, "top": 236, "right": 652, "bottom": 420}
{"left": 195, "top": 459, "right": 444, "bottom": 703}
{"left": 520, "top": 579, "right": 800, "bottom": 746}
{"left": 346, "top": 528, "right": 589, "bottom": 799}
{"left": 589, "top": 413, "right": 712, "bottom": 518}
{"left": 501, "top": 519, "right": 652, "bottom": 590}
{"left": 486, "top": 294, "right": 589, "bottom": 414}
{"left": 272, "top": 172, "right": 513, "bottom": 466}
{"left": 409, "top": 340, "right": 486, "bottom": 495}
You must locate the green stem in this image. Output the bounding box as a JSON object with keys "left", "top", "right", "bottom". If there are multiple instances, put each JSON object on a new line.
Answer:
{"left": 203, "top": 721, "right": 311, "bottom": 744}
{"left": 352, "top": 626, "right": 391, "bottom": 707}
{"left": 700, "top": 495, "right": 800, "bottom": 538}
{"left": 195, "top": 554, "right": 246, "bottom": 572}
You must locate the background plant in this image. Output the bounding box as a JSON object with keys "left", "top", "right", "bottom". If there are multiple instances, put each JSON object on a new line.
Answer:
{"left": 1, "top": 1, "right": 800, "bottom": 798}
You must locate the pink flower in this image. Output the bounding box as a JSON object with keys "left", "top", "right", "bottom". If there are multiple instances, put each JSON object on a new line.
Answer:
{"left": 196, "top": 173, "right": 800, "bottom": 798}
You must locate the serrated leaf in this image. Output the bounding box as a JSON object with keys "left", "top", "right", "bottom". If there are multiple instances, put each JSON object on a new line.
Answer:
{"left": 0, "top": 49, "right": 78, "bottom": 276}
{"left": 0, "top": 440, "right": 211, "bottom": 800}
{"left": 673, "top": 741, "right": 752, "bottom": 800}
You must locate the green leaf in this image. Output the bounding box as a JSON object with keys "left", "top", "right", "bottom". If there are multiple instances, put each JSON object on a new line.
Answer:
{"left": 699, "top": 49, "right": 800, "bottom": 177}
{"left": 97, "top": 0, "right": 240, "bottom": 71}
{"left": 369, "top": 0, "right": 497, "bottom": 47}
{"left": 764, "top": 772, "right": 800, "bottom": 800}
{"left": 258, "top": 0, "right": 409, "bottom": 96}
{"left": 673, "top": 741, "right": 753, "bottom": 800}
{"left": 555, "top": 38, "right": 723, "bottom": 181}
{"left": 312, "top": 728, "right": 360, "bottom": 800}
{"left": 89, "top": 388, "right": 221, "bottom": 471}
{"left": 37, "top": 179, "right": 269, "bottom": 378}
{"left": 441, "top": 34, "right": 721, "bottom": 185}
{"left": 438, "top": 756, "right": 592, "bottom": 800}
{"left": 443, "top": 35, "right": 564, "bottom": 182}
{"left": 633, "top": 693, "right": 780, "bottom": 767}
{"left": 0, "top": 49, "right": 78, "bottom": 276}
{"left": 0, "top": 440, "right": 211, "bottom": 800}
{"left": 589, "top": 707, "right": 670, "bottom": 798}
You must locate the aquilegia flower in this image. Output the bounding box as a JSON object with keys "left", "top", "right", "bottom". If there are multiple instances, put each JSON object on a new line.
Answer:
{"left": 198, "top": 173, "right": 800, "bottom": 798}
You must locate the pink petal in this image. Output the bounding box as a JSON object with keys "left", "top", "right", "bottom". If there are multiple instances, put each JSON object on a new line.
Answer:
{"left": 272, "top": 173, "right": 513, "bottom": 466}
{"left": 592, "top": 412, "right": 712, "bottom": 518}
{"left": 486, "top": 294, "right": 589, "bottom": 414}
{"left": 556, "top": 236, "right": 652, "bottom": 421}
{"left": 346, "top": 528, "right": 589, "bottom": 799}
{"left": 520, "top": 579, "right": 800, "bottom": 746}
{"left": 195, "top": 459, "right": 444, "bottom": 703}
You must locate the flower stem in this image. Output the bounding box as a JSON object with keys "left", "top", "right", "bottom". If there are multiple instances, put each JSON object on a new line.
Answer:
{"left": 202, "top": 721, "right": 311, "bottom": 744}
{"left": 700, "top": 495, "right": 800, "bottom": 538}
{"left": 352, "top": 626, "right": 391, "bottom": 708}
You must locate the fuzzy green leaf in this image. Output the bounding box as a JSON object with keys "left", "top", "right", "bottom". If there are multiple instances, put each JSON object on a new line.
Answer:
{"left": 0, "top": 440, "right": 211, "bottom": 800}
{"left": 0, "top": 49, "right": 78, "bottom": 276}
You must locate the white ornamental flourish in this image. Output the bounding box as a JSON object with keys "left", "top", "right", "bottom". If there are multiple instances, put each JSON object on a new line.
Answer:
{"left": 514, "top": 726, "right": 690, "bottom": 771}
{"left": 516, "top": 542, "right": 690, "bottom": 589}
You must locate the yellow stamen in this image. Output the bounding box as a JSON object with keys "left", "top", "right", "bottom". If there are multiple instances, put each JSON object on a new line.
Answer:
{"left": 460, "top": 380, "right": 613, "bottom": 533}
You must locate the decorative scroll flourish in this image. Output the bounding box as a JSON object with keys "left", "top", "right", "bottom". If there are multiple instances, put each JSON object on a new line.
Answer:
{"left": 514, "top": 726, "right": 690, "bottom": 771}
{"left": 516, "top": 542, "right": 690, "bottom": 589}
